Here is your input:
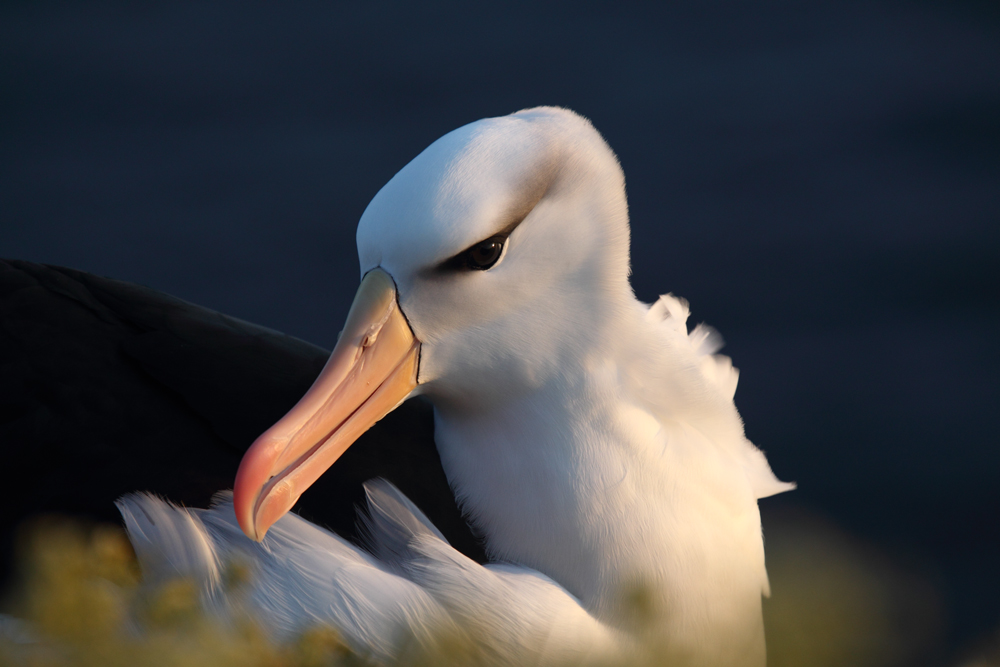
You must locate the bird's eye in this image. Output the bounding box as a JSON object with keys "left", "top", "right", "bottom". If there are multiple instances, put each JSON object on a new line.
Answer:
{"left": 465, "top": 236, "right": 505, "bottom": 270}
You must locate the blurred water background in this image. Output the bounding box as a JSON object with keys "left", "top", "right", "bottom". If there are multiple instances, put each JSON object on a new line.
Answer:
{"left": 1, "top": 2, "right": 998, "bottom": 665}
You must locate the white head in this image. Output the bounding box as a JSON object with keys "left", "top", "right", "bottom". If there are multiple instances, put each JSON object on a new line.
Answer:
{"left": 357, "top": 107, "right": 633, "bottom": 411}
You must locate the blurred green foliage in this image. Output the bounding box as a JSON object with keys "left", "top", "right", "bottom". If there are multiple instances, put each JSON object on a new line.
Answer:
{"left": 0, "top": 518, "right": 359, "bottom": 667}
{"left": 1, "top": 512, "right": 994, "bottom": 667}
{"left": 762, "top": 510, "right": 944, "bottom": 667}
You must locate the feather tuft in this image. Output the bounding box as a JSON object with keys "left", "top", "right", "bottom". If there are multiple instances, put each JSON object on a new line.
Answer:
{"left": 116, "top": 493, "right": 221, "bottom": 592}
{"left": 360, "top": 479, "right": 450, "bottom": 571}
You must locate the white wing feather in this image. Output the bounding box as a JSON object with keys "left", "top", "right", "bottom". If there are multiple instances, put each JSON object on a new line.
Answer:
{"left": 118, "top": 490, "right": 454, "bottom": 663}
{"left": 118, "top": 482, "right": 623, "bottom": 665}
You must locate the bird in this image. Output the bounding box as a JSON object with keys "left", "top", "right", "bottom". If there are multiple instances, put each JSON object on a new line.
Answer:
{"left": 116, "top": 107, "right": 794, "bottom": 666}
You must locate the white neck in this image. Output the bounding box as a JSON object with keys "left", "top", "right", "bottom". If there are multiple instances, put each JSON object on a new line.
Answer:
{"left": 430, "top": 306, "right": 769, "bottom": 665}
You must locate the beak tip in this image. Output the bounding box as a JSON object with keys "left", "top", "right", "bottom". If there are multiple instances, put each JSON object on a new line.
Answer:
{"left": 233, "top": 435, "right": 279, "bottom": 542}
{"left": 236, "top": 508, "right": 257, "bottom": 539}
{"left": 233, "top": 487, "right": 261, "bottom": 542}
{"left": 236, "top": 509, "right": 268, "bottom": 542}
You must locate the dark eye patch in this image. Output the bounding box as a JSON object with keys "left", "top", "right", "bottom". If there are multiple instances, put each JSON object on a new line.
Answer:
{"left": 465, "top": 236, "right": 505, "bottom": 270}
{"left": 437, "top": 235, "right": 507, "bottom": 272}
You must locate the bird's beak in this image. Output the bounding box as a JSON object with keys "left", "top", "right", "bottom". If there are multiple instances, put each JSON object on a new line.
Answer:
{"left": 233, "top": 268, "right": 420, "bottom": 541}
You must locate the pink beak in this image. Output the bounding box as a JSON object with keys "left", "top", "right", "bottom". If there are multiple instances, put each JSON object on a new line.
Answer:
{"left": 233, "top": 268, "right": 420, "bottom": 541}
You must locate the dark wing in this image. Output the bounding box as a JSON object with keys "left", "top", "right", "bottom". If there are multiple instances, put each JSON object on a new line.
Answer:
{"left": 0, "top": 259, "right": 484, "bottom": 580}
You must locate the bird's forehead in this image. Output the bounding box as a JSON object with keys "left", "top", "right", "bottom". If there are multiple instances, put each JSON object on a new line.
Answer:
{"left": 356, "top": 115, "right": 558, "bottom": 276}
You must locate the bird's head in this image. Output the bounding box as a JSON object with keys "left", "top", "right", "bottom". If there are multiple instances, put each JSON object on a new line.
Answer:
{"left": 234, "top": 107, "right": 632, "bottom": 541}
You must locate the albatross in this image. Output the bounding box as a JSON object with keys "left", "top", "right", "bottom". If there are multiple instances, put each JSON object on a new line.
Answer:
{"left": 117, "top": 107, "right": 793, "bottom": 666}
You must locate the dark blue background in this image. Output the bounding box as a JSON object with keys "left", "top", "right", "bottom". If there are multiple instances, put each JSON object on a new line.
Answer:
{"left": 2, "top": 0, "right": 998, "bottom": 658}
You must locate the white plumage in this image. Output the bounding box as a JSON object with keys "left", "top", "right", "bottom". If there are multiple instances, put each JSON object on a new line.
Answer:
{"left": 118, "top": 107, "right": 792, "bottom": 666}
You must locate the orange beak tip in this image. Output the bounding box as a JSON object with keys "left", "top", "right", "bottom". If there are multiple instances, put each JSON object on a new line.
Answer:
{"left": 233, "top": 436, "right": 280, "bottom": 541}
